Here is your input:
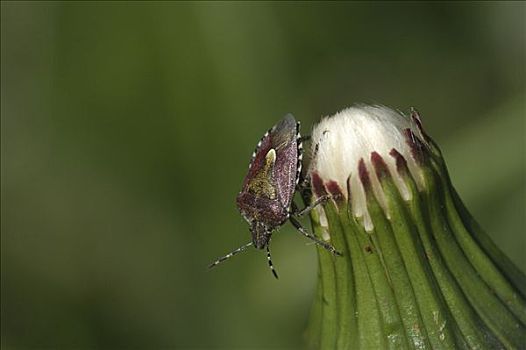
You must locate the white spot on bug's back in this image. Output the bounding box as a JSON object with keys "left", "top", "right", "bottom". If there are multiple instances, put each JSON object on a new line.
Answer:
{"left": 266, "top": 148, "right": 276, "bottom": 163}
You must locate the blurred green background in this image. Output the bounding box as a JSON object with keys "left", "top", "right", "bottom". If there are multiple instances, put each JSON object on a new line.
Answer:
{"left": 1, "top": 2, "right": 524, "bottom": 349}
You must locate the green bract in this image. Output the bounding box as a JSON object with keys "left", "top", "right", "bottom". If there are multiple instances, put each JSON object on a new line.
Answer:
{"left": 305, "top": 106, "right": 526, "bottom": 349}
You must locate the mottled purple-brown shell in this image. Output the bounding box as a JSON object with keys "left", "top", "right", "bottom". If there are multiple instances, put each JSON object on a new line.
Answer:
{"left": 236, "top": 114, "right": 302, "bottom": 248}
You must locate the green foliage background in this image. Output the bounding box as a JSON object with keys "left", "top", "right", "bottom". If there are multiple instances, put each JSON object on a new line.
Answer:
{"left": 1, "top": 2, "right": 524, "bottom": 349}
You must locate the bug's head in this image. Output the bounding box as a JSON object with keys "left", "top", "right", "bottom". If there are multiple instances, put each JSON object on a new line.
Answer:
{"left": 250, "top": 221, "right": 271, "bottom": 249}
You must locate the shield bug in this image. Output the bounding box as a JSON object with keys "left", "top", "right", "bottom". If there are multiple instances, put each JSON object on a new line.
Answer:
{"left": 208, "top": 114, "right": 341, "bottom": 279}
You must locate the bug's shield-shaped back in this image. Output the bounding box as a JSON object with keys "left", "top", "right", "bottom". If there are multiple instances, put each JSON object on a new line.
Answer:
{"left": 236, "top": 115, "right": 299, "bottom": 235}
{"left": 270, "top": 115, "right": 300, "bottom": 207}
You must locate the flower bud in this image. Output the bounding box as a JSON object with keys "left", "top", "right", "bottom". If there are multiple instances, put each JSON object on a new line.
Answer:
{"left": 305, "top": 105, "right": 526, "bottom": 350}
{"left": 309, "top": 105, "right": 429, "bottom": 231}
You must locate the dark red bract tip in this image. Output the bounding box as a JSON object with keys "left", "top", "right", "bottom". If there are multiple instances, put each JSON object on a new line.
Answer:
{"left": 404, "top": 128, "right": 425, "bottom": 164}
{"left": 311, "top": 171, "right": 327, "bottom": 198}
{"left": 358, "top": 158, "right": 371, "bottom": 190}
{"left": 346, "top": 175, "right": 353, "bottom": 200}
{"left": 389, "top": 148, "right": 409, "bottom": 175}
{"left": 410, "top": 107, "right": 429, "bottom": 140}
{"left": 326, "top": 180, "right": 344, "bottom": 202}
{"left": 371, "top": 152, "right": 389, "bottom": 179}
{"left": 410, "top": 107, "right": 423, "bottom": 131}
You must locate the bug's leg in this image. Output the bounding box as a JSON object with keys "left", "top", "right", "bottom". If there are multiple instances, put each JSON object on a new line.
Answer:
{"left": 299, "top": 135, "right": 311, "bottom": 143}
{"left": 296, "top": 157, "right": 314, "bottom": 202}
{"left": 292, "top": 196, "right": 331, "bottom": 217}
{"left": 296, "top": 140, "right": 309, "bottom": 197}
{"left": 208, "top": 242, "right": 253, "bottom": 269}
{"left": 292, "top": 191, "right": 344, "bottom": 218}
{"left": 266, "top": 244, "right": 279, "bottom": 279}
{"left": 297, "top": 171, "right": 311, "bottom": 197}
{"left": 288, "top": 216, "right": 342, "bottom": 256}
{"left": 296, "top": 135, "right": 322, "bottom": 196}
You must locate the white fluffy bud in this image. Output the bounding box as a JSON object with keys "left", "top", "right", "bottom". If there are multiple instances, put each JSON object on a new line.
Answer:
{"left": 309, "top": 105, "right": 427, "bottom": 231}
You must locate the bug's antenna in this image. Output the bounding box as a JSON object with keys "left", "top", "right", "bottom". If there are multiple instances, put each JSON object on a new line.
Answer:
{"left": 266, "top": 245, "right": 279, "bottom": 279}
{"left": 208, "top": 242, "right": 253, "bottom": 269}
